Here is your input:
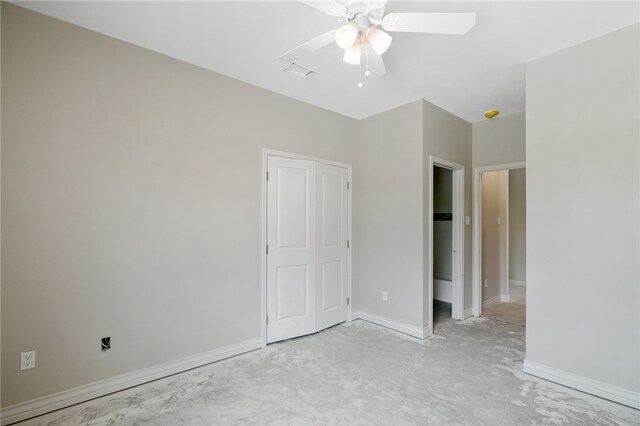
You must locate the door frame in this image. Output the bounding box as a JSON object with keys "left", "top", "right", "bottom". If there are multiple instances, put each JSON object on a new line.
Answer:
{"left": 260, "top": 149, "right": 353, "bottom": 347}
{"left": 472, "top": 161, "right": 526, "bottom": 316}
{"left": 428, "top": 156, "right": 465, "bottom": 336}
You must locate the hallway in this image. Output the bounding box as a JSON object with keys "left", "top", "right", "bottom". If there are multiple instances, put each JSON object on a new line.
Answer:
{"left": 482, "top": 283, "right": 526, "bottom": 326}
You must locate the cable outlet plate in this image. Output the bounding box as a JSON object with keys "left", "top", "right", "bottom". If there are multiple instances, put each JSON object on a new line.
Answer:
{"left": 101, "top": 337, "right": 111, "bottom": 351}
{"left": 20, "top": 351, "right": 35, "bottom": 370}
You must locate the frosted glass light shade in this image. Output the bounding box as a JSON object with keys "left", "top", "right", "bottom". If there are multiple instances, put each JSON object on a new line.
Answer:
{"left": 343, "top": 39, "right": 361, "bottom": 65}
{"left": 335, "top": 23, "right": 360, "bottom": 49}
{"left": 366, "top": 27, "right": 392, "bottom": 55}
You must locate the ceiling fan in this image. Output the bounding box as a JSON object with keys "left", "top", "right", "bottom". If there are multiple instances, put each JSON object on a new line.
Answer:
{"left": 277, "top": 0, "right": 476, "bottom": 87}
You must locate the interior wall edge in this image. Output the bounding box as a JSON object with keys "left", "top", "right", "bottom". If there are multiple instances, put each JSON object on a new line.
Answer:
{"left": 421, "top": 99, "right": 473, "bottom": 329}
{"left": 356, "top": 100, "right": 425, "bottom": 331}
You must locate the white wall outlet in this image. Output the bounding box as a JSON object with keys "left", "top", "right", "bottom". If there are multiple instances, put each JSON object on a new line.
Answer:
{"left": 20, "top": 351, "right": 36, "bottom": 370}
{"left": 465, "top": 216, "right": 471, "bottom": 225}
{"left": 484, "top": 279, "right": 488, "bottom": 289}
{"left": 382, "top": 291, "right": 388, "bottom": 302}
{"left": 497, "top": 216, "right": 501, "bottom": 225}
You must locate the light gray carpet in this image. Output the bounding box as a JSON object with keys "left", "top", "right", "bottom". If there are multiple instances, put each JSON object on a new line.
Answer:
{"left": 433, "top": 299, "right": 453, "bottom": 330}
{"left": 482, "top": 302, "right": 526, "bottom": 327}
{"left": 509, "top": 285, "right": 527, "bottom": 305}
{"left": 18, "top": 318, "right": 638, "bottom": 425}
{"left": 483, "top": 284, "right": 527, "bottom": 327}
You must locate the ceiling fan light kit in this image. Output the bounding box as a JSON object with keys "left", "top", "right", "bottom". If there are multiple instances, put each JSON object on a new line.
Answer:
{"left": 336, "top": 22, "right": 360, "bottom": 49}
{"left": 279, "top": 1, "right": 477, "bottom": 88}
{"left": 343, "top": 38, "right": 362, "bottom": 65}
{"left": 366, "top": 27, "right": 392, "bottom": 55}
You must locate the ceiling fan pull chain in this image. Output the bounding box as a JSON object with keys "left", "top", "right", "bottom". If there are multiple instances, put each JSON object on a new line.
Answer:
{"left": 365, "top": 47, "right": 371, "bottom": 77}
{"left": 358, "top": 57, "right": 364, "bottom": 88}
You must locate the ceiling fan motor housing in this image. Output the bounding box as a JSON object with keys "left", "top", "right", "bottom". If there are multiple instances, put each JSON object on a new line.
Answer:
{"left": 338, "top": 1, "right": 385, "bottom": 30}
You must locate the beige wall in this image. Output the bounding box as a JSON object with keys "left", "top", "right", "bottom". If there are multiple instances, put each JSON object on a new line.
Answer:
{"left": 356, "top": 99, "right": 472, "bottom": 332}
{"left": 508, "top": 168, "right": 526, "bottom": 284}
{"left": 356, "top": 101, "right": 424, "bottom": 328}
{"left": 472, "top": 112, "right": 525, "bottom": 168}
{"left": 422, "top": 101, "right": 472, "bottom": 322}
{"left": 472, "top": 112, "right": 525, "bottom": 303}
{"left": 1, "top": 3, "right": 358, "bottom": 407}
{"left": 526, "top": 23, "right": 639, "bottom": 397}
{"left": 481, "top": 170, "right": 508, "bottom": 302}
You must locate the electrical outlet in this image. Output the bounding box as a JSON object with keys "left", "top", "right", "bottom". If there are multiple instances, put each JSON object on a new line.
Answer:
{"left": 382, "top": 291, "right": 388, "bottom": 302}
{"left": 465, "top": 216, "right": 471, "bottom": 225}
{"left": 484, "top": 280, "right": 488, "bottom": 288}
{"left": 20, "top": 351, "right": 35, "bottom": 370}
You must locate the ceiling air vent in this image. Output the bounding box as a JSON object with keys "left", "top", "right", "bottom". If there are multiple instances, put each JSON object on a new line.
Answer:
{"left": 283, "top": 63, "right": 315, "bottom": 79}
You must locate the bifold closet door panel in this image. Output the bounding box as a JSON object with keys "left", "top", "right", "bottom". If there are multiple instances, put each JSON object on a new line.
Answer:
{"left": 316, "top": 163, "right": 349, "bottom": 331}
{"left": 266, "top": 156, "right": 316, "bottom": 344}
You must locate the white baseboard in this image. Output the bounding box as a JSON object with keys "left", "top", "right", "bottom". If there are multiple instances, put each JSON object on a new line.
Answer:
{"left": 1, "top": 337, "right": 263, "bottom": 425}
{"left": 354, "top": 310, "right": 427, "bottom": 339}
{"left": 423, "top": 325, "right": 433, "bottom": 339}
{"left": 463, "top": 308, "right": 473, "bottom": 319}
{"left": 510, "top": 280, "right": 526, "bottom": 287}
{"left": 523, "top": 359, "right": 640, "bottom": 410}
{"left": 500, "top": 294, "right": 510, "bottom": 302}
{"left": 482, "top": 295, "right": 501, "bottom": 306}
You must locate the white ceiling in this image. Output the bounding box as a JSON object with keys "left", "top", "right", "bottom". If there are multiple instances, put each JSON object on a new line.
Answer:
{"left": 14, "top": 1, "right": 640, "bottom": 122}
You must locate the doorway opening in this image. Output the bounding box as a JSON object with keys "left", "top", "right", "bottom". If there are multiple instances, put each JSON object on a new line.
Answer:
{"left": 472, "top": 163, "right": 526, "bottom": 326}
{"left": 433, "top": 166, "right": 454, "bottom": 327}
{"left": 428, "top": 157, "right": 465, "bottom": 335}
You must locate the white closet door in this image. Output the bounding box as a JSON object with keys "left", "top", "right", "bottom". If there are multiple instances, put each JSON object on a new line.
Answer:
{"left": 266, "top": 156, "right": 316, "bottom": 344}
{"left": 316, "top": 163, "right": 349, "bottom": 331}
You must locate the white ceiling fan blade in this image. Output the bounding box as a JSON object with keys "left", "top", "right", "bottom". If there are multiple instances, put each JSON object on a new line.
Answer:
{"left": 382, "top": 13, "right": 476, "bottom": 35}
{"left": 362, "top": 44, "right": 386, "bottom": 78}
{"left": 297, "top": 0, "right": 347, "bottom": 17}
{"left": 276, "top": 29, "right": 337, "bottom": 64}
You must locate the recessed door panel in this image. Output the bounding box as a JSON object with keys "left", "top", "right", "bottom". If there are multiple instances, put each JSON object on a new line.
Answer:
{"left": 321, "top": 173, "right": 344, "bottom": 248}
{"left": 277, "top": 168, "right": 309, "bottom": 249}
{"left": 276, "top": 265, "right": 308, "bottom": 320}
{"left": 321, "top": 260, "right": 343, "bottom": 311}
